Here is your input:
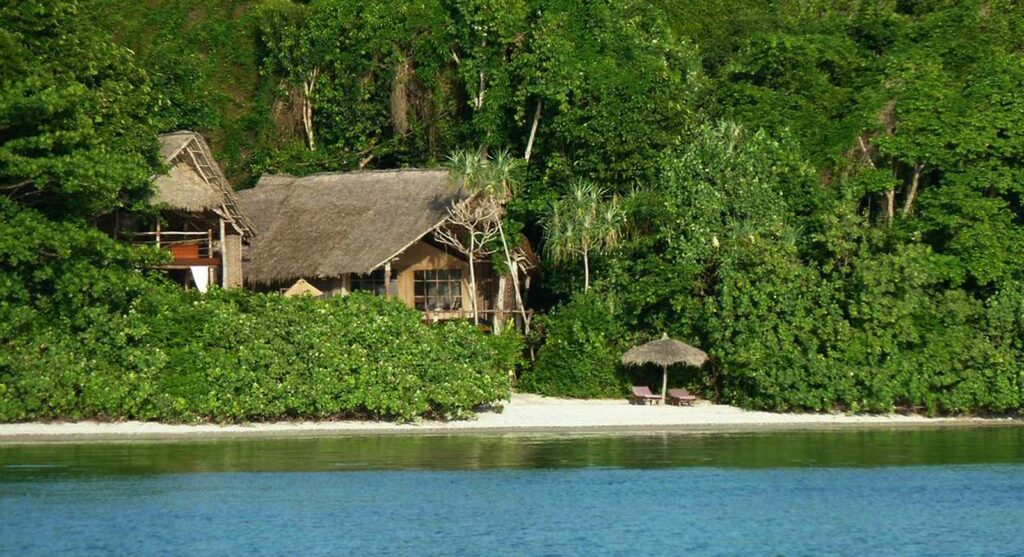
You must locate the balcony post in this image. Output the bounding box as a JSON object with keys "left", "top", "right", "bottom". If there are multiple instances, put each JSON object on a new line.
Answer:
{"left": 219, "top": 219, "right": 226, "bottom": 287}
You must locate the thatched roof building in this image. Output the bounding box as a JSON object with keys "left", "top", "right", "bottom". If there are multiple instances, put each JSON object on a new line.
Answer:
{"left": 154, "top": 131, "right": 253, "bottom": 236}
{"left": 116, "top": 131, "right": 255, "bottom": 290}
{"left": 237, "top": 169, "right": 465, "bottom": 286}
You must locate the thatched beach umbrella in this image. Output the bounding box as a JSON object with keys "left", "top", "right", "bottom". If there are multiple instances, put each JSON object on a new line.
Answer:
{"left": 621, "top": 334, "right": 709, "bottom": 403}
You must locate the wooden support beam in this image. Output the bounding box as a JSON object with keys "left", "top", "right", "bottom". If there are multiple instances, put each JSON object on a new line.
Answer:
{"left": 383, "top": 262, "right": 392, "bottom": 299}
{"left": 219, "top": 219, "right": 227, "bottom": 287}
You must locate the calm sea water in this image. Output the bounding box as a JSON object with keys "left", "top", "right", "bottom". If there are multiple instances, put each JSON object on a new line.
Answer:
{"left": 1, "top": 428, "right": 1023, "bottom": 556}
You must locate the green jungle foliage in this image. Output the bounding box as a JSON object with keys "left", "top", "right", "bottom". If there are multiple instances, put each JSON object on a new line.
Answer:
{"left": 520, "top": 292, "right": 628, "bottom": 398}
{"left": 0, "top": 1, "right": 518, "bottom": 422}
{"left": 2, "top": 0, "right": 1023, "bottom": 417}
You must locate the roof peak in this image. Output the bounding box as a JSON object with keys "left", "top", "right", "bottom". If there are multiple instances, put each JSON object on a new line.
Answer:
{"left": 260, "top": 167, "right": 446, "bottom": 180}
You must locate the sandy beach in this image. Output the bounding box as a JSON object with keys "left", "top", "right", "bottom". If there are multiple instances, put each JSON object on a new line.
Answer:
{"left": 1, "top": 393, "right": 1017, "bottom": 443}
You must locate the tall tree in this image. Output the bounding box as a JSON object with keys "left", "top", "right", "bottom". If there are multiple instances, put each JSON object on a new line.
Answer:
{"left": 0, "top": 0, "right": 167, "bottom": 317}
{"left": 446, "top": 147, "right": 531, "bottom": 329}
{"left": 0, "top": 0, "right": 159, "bottom": 220}
{"left": 543, "top": 181, "right": 625, "bottom": 292}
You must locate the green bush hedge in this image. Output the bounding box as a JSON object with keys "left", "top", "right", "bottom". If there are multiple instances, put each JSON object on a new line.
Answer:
{"left": 0, "top": 290, "right": 521, "bottom": 423}
{"left": 519, "top": 293, "right": 630, "bottom": 398}
{"left": 707, "top": 241, "right": 1024, "bottom": 415}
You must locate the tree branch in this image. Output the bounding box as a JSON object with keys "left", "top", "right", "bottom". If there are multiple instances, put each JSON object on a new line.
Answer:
{"left": 524, "top": 100, "right": 542, "bottom": 162}
{"left": 902, "top": 162, "right": 924, "bottom": 217}
{"left": 0, "top": 179, "right": 33, "bottom": 191}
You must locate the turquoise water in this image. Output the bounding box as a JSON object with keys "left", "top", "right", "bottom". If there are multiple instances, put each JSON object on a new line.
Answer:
{"left": 2, "top": 428, "right": 1023, "bottom": 556}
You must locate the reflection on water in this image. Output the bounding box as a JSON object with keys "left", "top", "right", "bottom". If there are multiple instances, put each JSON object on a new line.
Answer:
{"left": 1, "top": 427, "right": 1023, "bottom": 478}
{"left": 2, "top": 428, "right": 1023, "bottom": 556}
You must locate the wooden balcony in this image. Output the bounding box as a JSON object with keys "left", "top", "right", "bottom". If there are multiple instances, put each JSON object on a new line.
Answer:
{"left": 421, "top": 308, "right": 534, "bottom": 324}
{"left": 131, "top": 230, "right": 220, "bottom": 268}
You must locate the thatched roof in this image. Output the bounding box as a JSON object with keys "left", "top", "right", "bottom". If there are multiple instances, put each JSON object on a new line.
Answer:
{"left": 158, "top": 131, "right": 195, "bottom": 161}
{"left": 621, "top": 334, "right": 709, "bottom": 368}
{"left": 152, "top": 131, "right": 254, "bottom": 237}
{"left": 152, "top": 162, "right": 224, "bottom": 212}
{"left": 237, "top": 169, "right": 463, "bottom": 285}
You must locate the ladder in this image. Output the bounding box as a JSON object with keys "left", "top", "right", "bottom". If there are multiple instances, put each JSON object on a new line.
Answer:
{"left": 184, "top": 138, "right": 255, "bottom": 237}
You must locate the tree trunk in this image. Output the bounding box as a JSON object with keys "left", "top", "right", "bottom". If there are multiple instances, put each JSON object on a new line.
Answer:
{"left": 475, "top": 69, "right": 486, "bottom": 110}
{"left": 858, "top": 136, "right": 874, "bottom": 168}
{"left": 493, "top": 275, "right": 507, "bottom": 334}
{"left": 302, "top": 66, "right": 321, "bottom": 151}
{"left": 391, "top": 57, "right": 412, "bottom": 136}
{"left": 469, "top": 235, "right": 478, "bottom": 325}
{"left": 524, "top": 100, "right": 542, "bottom": 162}
{"left": 583, "top": 249, "right": 590, "bottom": 292}
{"left": 523, "top": 273, "right": 535, "bottom": 361}
{"left": 511, "top": 259, "right": 529, "bottom": 334}
{"left": 522, "top": 274, "right": 531, "bottom": 309}
{"left": 902, "top": 163, "right": 923, "bottom": 217}
{"left": 497, "top": 219, "right": 529, "bottom": 334}
{"left": 884, "top": 190, "right": 895, "bottom": 226}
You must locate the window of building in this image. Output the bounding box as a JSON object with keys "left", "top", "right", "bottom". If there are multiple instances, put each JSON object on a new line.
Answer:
{"left": 414, "top": 269, "right": 463, "bottom": 311}
{"left": 351, "top": 270, "right": 387, "bottom": 296}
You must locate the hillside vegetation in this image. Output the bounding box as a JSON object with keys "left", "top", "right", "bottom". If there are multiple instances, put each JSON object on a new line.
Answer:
{"left": 2, "top": 0, "right": 1023, "bottom": 417}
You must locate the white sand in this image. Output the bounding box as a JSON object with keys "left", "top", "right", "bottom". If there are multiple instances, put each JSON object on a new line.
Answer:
{"left": 0, "top": 393, "right": 1014, "bottom": 442}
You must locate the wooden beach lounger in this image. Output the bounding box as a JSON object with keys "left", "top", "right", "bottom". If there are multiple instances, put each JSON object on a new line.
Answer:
{"left": 631, "top": 386, "right": 662, "bottom": 405}
{"left": 667, "top": 388, "right": 697, "bottom": 406}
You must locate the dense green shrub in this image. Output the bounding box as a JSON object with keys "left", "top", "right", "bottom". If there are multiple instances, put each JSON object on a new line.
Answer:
{"left": 519, "top": 293, "right": 629, "bottom": 398}
{"left": 704, "top": 239, "right": 1024, "bottom": 415}
{"left": 707, "top": 235, "right": 855, "bottom": 412}
{"left": 0, "top": 288, "right": 521, "bottom": 423}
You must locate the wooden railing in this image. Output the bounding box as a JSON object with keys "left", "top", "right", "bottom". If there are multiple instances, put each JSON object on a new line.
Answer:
{"left": 130, "top": 230, "right": 215, "bottom": 261}
{"left": 421, "top": 308, "right": 535, "bottom": 326}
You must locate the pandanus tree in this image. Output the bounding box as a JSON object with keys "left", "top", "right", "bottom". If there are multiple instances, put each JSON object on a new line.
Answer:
{"left": 445, "top": 147, "right": 530, "bottom": 330}
{"left": 543, "top": 181, "right": 626, "bottom": 292}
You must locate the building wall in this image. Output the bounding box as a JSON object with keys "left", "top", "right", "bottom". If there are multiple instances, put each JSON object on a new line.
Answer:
{"left": 389, "top": 241, "right": 497, "bottom": 315}
{"left": 392, "top": 241, "right": 473, "bottom": 311}
{"left": 222, "top": 233, "right": 244, "bottom": 288}
{"left": 257, "top": 240, "right": 496, "bottom": 318}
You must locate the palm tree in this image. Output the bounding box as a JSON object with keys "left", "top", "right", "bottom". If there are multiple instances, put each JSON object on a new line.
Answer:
{"left": 543, "top": 181, "right": 626, "bottom": 291}
{"left": 446, "top": 147, "right": 529, "bottom": 330}
{"left": 446, "top": 148, "right": 486, "bottom": 192}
